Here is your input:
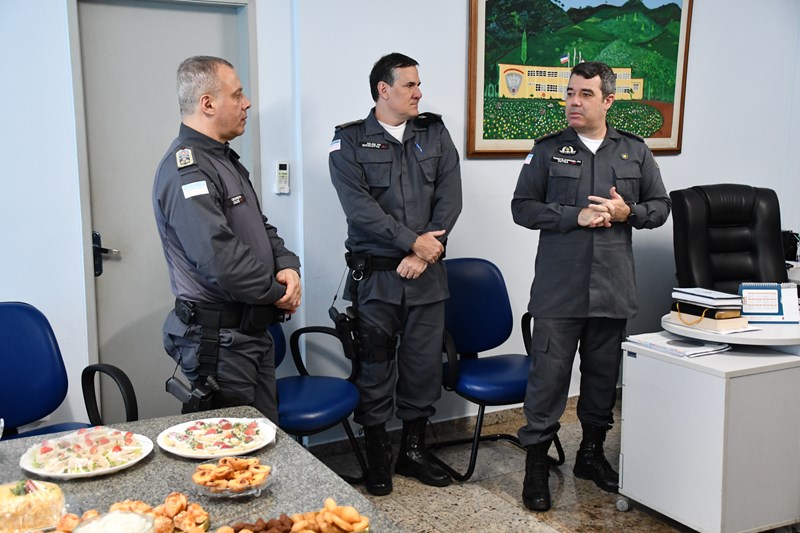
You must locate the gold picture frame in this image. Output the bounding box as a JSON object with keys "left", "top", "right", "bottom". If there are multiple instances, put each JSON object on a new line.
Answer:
{"left": 467, "top": 0, "right": 693, "bottom": 158}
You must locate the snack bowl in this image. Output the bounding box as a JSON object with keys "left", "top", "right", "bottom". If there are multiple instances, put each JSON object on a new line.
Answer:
{"left": 72, "top": 510, "right": 154, "bottom": 533}
{"left": 190, "top": 456, "right": 273, "bottom": 498}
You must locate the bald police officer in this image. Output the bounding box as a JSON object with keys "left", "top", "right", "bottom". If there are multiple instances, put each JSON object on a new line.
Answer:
{"left": 153, "top": 56, "right": 301, "bottom": 423}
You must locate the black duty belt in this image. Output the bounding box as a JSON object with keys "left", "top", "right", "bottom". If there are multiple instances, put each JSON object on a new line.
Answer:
{"left": 345, "top": 252, "right": 403, "bottom": 279}
{"left": 174, "top": 299, "right": 281, "bottom": 330}
{"left": 175, "top": 299, "right": 244, "bottom": 328}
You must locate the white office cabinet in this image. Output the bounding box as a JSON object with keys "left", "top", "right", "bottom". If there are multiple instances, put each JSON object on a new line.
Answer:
{"left": 620, "top": 341, "right": 800, "bottom": 533}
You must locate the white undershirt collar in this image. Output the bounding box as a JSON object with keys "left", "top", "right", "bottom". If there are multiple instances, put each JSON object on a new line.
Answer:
{"left": 378, "top": 120, "right": 407, "bottom": 142}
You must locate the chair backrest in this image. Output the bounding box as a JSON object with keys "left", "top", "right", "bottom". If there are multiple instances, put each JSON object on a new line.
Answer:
{"left": 670, "top": 184, "right": 788, "bottom": 294}
{"left": 444, "top": 258, "right": 514, "bottom": 354}
{"left": 0, "top": 302, "right": 69, "bottom": 430}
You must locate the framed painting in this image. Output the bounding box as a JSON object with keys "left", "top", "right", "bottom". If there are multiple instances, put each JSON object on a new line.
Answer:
{"left": 467, "top": 0, "right": 693, "bottom": 158}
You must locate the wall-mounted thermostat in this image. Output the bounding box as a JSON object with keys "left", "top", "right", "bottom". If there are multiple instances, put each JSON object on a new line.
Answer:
{"left": 275, "top": 161, "right": 290, "bottom": 194}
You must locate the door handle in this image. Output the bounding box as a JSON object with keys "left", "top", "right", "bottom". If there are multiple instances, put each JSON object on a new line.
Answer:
{"left": 92, "top": 231, "right": 120, "bottom": 277}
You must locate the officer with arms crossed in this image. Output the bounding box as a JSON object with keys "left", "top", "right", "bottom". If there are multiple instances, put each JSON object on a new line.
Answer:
{"left": 511, "top": 61, "right": 670, "bottom": 512}
{"left": 153, "top": 56, "right": 301, "bottom": 424}
{"left": 329, "top": 52, "right": 462, "bottom": 496}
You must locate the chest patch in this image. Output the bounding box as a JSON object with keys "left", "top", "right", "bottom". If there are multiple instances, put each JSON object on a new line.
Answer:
{"left": 359, "top": 141, "right": 389, "bottom": 149}
{"left": 559, "top": 145, "right": 577, "bottom": 155}
{"left": 227, "top": 194, "right": 246, "bottom": 207}
{"left": 551, "top": 156, "right": 582, "bottom": 165}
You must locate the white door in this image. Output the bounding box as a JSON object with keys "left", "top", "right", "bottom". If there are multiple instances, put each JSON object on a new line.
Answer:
{"left": 77, "top": 0, "right": 255, "bottom": 421}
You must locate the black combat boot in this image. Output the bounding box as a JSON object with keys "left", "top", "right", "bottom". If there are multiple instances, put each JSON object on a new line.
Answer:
{"left": 573, "top": 423, "right": 619, "bottom": 493}
{"left": 394, "top": 418, "right": 452, "bottom": 487}
{"left": 364, "top": 424, "right": 393, "bottom": 496}
{"left": 522, "top": 440, "right": 553, "bottom": 512}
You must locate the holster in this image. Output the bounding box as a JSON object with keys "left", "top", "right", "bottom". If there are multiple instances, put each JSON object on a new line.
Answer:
{"left": 165, "top": 375, "right": 214, "bottom": 413}
{"left": 357, "top": 327, "right": 398, "bottom": 362}
{"left": 329, "top": 305, "right": 359, "bottom": 360}
{"left": 174, "top": 299, "right": 282, "bottom": 398}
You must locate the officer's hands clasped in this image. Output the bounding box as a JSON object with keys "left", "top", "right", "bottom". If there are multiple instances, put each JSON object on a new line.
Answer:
{"left": 411, "top": 230, "right": 446, "bottom": 263}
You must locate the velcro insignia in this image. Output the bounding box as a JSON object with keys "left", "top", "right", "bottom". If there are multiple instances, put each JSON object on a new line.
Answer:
{"left": 176, "top": 148, "right": 195, "bottom": 169}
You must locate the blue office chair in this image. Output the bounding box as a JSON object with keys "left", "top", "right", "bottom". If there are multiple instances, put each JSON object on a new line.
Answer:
{"left": 0, "top": 302, "right": 138, "bottom": 439}
{"left": 271, "top": 323, "right": 366, "bottom": 483}
{"left": 428, "top": 258, "right": 564, "bottom": 481}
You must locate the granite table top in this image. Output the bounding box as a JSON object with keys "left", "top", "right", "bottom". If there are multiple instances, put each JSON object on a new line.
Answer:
{"left": 0, "top": 406, "right": 406, "bottom": 532}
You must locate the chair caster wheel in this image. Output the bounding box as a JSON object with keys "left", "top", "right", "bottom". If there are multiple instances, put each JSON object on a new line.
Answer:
{"left": 615, "top": 495, "right": 630, "bottom": 512}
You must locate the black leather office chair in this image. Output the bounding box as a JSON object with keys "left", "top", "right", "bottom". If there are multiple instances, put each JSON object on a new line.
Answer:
{"left": 670, "top": 184, "right": 788, "bottom": 294}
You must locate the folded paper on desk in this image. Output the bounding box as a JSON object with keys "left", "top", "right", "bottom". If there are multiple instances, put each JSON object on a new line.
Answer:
{"left": 671, "top": 287, "right": 742, "bottom": 308}
{"left": 739, "top": 282, "right": 800, "bottom": 323}
{"left": 626, "top": 331, "right": 732, "bottom": 358}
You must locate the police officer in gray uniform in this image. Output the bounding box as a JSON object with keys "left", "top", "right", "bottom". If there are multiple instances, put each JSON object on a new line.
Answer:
{"left": 153, "top": 56, "right": 301, "bottom": 424}
{"left": 329, "top": 53, "right": 462, "bottom": 496}
{"left": 511, "top": 62, "right": 670, "bottom": 512}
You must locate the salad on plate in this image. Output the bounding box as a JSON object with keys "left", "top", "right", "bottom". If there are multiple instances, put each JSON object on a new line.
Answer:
{"left": 157, "top": 418, "right": 274, "bottom": 459}
{"left": 20, "top": 426, "right": 152, "bottom": 478}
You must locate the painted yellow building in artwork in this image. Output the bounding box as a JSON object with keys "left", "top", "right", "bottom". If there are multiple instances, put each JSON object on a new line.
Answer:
{"left": 498, "top": 63, "right": 643, "bottom": 100}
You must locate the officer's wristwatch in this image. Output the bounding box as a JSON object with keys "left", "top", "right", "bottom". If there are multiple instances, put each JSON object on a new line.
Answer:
{"left": 626, "top": 202, "right": 637, "bottom": 223}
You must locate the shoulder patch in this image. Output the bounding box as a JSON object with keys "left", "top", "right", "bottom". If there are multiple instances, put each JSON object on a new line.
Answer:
{"left": 413, "top": 112, "right": 443, "bottom": 127}
{"left": 534, "top": 130, "right": 561, "bottom": 144}
{"left": 335, "top": 119, "right": 365, "bottom": 132}
{"left": 175, "top": 146, "right": 196, "bottom": 169}
{"left": 617, "top": 129, "right": 645, "bottom": 142}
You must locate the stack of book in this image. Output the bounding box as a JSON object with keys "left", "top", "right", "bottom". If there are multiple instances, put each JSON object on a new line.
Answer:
{"left": 669, "top": 287, "right": 747, "bottom": 332}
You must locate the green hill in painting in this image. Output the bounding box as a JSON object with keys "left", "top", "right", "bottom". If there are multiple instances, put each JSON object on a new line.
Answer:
{"left": 485, "top": 0, "right": 683, "bottom": 102}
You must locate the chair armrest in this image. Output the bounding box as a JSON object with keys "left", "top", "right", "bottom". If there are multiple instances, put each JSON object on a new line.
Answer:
{"left": 81, "top": 363, "right": 138, "bottom": 425}
{"left": 521, "top": 312, "right": 533, "bottom": 355}
{"left": 442, "top": 329, "right": 459, "bottom": 390}
{"left": 289, "top": 326, "right": 360, "bottom": 381}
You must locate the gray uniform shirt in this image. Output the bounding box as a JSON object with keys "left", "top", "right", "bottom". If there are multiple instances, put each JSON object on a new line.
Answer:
{"left": 153, "top": 124, "right": 300, "bottom": 305}
{"left": 511, "top": 125, "right": 670, "bottom": 319}
{"left": 329, "top": 109, "right": 462, "bottom": 306}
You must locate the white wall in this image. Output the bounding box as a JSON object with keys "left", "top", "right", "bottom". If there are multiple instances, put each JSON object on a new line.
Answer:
{"left": 0, "top": 0, "right": 93, "bottom": 425}
{"left": 3, "top": 0, "right": 799, "bottom": 435}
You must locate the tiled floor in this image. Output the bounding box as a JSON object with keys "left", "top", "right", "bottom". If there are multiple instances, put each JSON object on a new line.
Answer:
{"left": 310, "top": 398, "right": 798, "bottom": 533}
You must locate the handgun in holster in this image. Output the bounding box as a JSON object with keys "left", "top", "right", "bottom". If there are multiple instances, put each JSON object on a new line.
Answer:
{"left": 165, "top": 375, "right": 215, "bottom": 412}
{"left": 329, "top": 305, "right": 359, "bottom": 360}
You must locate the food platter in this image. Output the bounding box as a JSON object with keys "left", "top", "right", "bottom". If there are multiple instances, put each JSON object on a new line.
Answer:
{"left": 191, "top": 458, "right": 275, "bottom": 499}
{"left": 19, "top": 428, "right": 153, "bottom": 480}
{"left": 156, "top": 417, "right": 275, "bottom": 459}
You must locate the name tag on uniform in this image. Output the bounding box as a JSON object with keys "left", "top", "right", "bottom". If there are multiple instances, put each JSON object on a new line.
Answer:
{"left": 551, "top": 156, "right": 582, "bottom": 165}
{"left": 182, "top": 180, "right": 209, "bottom": 199}
{"left": 227, "top": 194, "right": 246, "bottom": 206}
{"left": 359, "top": 142, "right": 388, "bottom": 149}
